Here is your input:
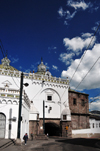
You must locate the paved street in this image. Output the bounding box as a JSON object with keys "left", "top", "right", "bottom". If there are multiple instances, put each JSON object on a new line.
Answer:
{"left": 1, "top": 138, "right": 100, "bottom": 151}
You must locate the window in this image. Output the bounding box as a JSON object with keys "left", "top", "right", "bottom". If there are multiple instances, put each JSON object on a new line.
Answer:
{"left": 63, "top": 115, "right": 66, "bottom": 120}
{"left": 81, "top": 99, "right": 85, "bottom": 106}
{"left": 78, "top": 94, "right": 81, "bottom": 98}
{"left": 99, "top": 123, "right": 100, "bottom": 127}
{"left": 47, "top": 96, "right": 52, "bottom": 101}
{"left": 73, "top": 98, "right": 77, "bottom": 105}
{"left": 93, "top": 123, "right": 94, "bottom": 128}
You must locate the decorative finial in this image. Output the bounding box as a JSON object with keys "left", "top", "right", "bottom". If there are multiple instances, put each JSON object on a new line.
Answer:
{"left": 5, "top": 50, "right": 8, "bottom": 57}
{"left": 41, "top": 57, "right": 43, "bottom": 62}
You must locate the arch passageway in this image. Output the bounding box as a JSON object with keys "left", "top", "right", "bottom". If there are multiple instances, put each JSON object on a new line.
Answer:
{"left": 45, "top": 122, "right": 61, "bottom": 136}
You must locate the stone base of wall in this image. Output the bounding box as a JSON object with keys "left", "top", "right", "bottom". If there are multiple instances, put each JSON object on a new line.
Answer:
{"left": 29, "top": 119, "right": 72, "bottom": 138}
{"left": 61, "top": 121, "right": 72, "bottom": 137}
{"left": 35, "top": 134, "right": 48, "bottom": 140}
{"left": 29, "top": 120, "right": 39, "bottom": 139}
{"left": 72, "top": 133, "right": 100, "bottom": 138}
{"left": 71, "top": 114, "right": 90, "bottom": 129}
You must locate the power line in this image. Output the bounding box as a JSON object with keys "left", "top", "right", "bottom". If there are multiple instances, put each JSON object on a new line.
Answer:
{"left": 0, "top": 40, "right": 5, "bottom": 58}
{"left": 31, "top": 87, "right": 43, "bottom": 101}
{"left": 11, "top": 75, "right": 20, "bottom": 89}
{"left": 75, "top": 56, "right": 100, "bottom": 90}
{"left": 70, "top": 23, "right": 100, "bottom": 84}
{"left": 90, "top": 91, "right": 100, "bottom": 103}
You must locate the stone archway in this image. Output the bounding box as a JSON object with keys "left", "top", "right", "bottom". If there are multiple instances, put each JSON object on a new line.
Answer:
{"left": 45, "top": 122, "right": 61, "bottom": 136}
{"left": 0, "top": 113, "right": 6, "bottom": 138}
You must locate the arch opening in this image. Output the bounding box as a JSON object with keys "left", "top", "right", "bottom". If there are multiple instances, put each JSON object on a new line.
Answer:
{"left": 45, "top": 122, "right": 61, "bottom": 136}
{"left": 0, "top": 113, "right": 6, "bottom": 138}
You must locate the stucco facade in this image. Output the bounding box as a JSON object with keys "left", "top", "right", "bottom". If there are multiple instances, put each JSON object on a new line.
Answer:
{"left": 0, "top": 57, "right": 71, "bottom": 139}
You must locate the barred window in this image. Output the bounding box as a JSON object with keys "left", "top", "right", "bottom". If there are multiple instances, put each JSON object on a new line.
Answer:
{"left": 63, "top": 115, "right": 66, "bottom": 120}
{"left": 47, "top": 96, "right": 52, "bottom": 101}
{"left": 81, "top": 99, "right": 85, "bottom": 106}
{"left": 73, "top": 98, "right": 77, "bottom": 105}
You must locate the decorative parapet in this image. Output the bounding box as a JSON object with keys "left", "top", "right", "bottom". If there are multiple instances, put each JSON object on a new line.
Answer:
{"left": 0, "top": 88, "right": 30, "bottom": 108}
{"left": 0, "top": 69, "right": 69, "bottom": 85}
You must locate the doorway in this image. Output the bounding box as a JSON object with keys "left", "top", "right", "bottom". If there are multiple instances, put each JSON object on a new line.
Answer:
{"left": 0, "top": 113, "right": 6, "bottom": 138}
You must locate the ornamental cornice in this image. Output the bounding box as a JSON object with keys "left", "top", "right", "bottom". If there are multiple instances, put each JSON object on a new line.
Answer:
{"left": 32, "top": 80, "right": 68, "bottom": 88}
{"left": 0, "top": 68, "right": 69, "bottom": 85}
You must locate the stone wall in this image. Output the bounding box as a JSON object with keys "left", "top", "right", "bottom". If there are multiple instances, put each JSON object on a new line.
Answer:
{"left": 61, "top": 121, "right": 72, "bottom": 137}
{"left": 69, "top": 90, "right": 90, "bottom": 130}
{"left": 29, "top": 120, "right": 39, "bottom": 138}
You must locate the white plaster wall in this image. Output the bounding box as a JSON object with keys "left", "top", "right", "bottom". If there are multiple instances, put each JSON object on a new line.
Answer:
{"left": 21, "top": 102, "right": 29, "bottom": 141}
{"left": 89, "top": 119, "right": 100, "bottom": 134}
{"left": 0, "top": 73, "right": 70, "bottom": 120}
{"left": 0, "top": 74, "right": 30, "bottom": 140}
{"left": 0, "top": 75, "right": 20, "bottom": 89}
{"left": 24, "top": 79, "right": 69, "bottom": 119}
{"left": 72, "top": 128, "right": 91, "bottom": 134}
{"left": 29, "top": 113, "right": 37, "bottom": 120}
{"left": 72, "top": 119, "right": 100, "bottom": 136}
{"left": 0, "top": 103, "right": 18, "bottom": 139}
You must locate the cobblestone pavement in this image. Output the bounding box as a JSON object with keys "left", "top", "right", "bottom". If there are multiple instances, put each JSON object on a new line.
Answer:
{"left": 0, "top": 137, "right": 100, "bottom": 151}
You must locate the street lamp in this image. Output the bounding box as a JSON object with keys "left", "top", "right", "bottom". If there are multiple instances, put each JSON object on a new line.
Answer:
{"left": 17, "top": 72, "right": 29, "bottom": 139}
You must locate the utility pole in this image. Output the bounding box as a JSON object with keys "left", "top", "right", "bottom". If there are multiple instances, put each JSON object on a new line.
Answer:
{"left": 17, "top": 72, "right": 23, "bottom": 139}
{"left": 43, "top": 100, "right": 45, "bottom": 134}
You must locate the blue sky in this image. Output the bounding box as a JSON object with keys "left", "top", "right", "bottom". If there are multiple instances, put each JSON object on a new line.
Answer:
{"left": 0, "top": 0, "right": 100, "bottom": 111}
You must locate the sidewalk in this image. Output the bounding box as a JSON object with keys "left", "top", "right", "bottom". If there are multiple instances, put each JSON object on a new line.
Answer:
{"left": 0, "top": 137, "right": 100, "bottom": 151}
{"left": 0, "top": 138, "right": 55, "bottom": 151}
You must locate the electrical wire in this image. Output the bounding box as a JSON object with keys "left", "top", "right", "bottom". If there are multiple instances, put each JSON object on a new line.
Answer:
{"left": 31, "top": 87, "right": 43, "bottom": 101}
{"left": 0, "top": 40, "right": 5, "bottom": 58}
{"left": 70, "top": 23, "right": 100, "bottom": 84}
{"left": 75, "top": 56, "right": 100, "bottom": 90}
{"left": 90, "top": 91, "right": 100, "bottom": 103}
{"left": 0, "top": 40, "right": 20, "bottom": 88}
{"left": 11, "top": 75, "right": 20, "bottom": 89}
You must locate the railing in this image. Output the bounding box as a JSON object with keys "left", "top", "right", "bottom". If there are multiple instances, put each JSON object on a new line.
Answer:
{"left": 0, "top": 68, "right": 69, "bottom": 85}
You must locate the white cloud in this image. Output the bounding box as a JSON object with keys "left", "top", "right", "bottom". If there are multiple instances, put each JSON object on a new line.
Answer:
{"left": 58, "top": 0, "right": 95, "bottom": 26}
{"left": 19, "top": 66, "right": 22, "bottom": 69}
{"left": 67, "top": 0, "right": 91, "bottom": 10}
{"left": 45, "top": 63, "right": 50, "bottom": 69}
{"left": 59, "top": 33, "right": 96, "bottom": 66}
{"left": 59, "top": 53, "right": 75, "bottom": 65}
{"left": 48, "top": 46, "right": 57, "bottom": 50}
{"left": 64, "top": 21, "right": 68, "bottom": 25}
{"left": 92, "top": 22, "right": 100, "bottom": 35}
{"left": 63, "top": 35, "right": 96, "bottom": 52}
{"left": 58, "top": 7, "right": 65, "bottom": 17}
{"left": 25, "top": 69, "right": 30, "bottom": 73}
{"left": 52, "top": 65, "right": 59, "bottom": 71}
{"left": 81, "top": 33, "right": 93, "bottom": 38}
{"left": 61, "top": 44, "right": 100, "bottom": 90}
{"left": 11, "top": 57, "right": 19, "bottom": 63}
{"left": 89, "top": 100, "right": 100, "bottom": 111}
{"left": 66, "top": 10, "right": 76, "bottom": 20}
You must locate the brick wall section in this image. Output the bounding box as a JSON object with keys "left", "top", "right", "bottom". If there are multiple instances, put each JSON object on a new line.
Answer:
{"left": 29, "top": 120, "right": 39, "bottom": 138}
{"left": 61, "top": 121, "right": 72, "bottom": 137}
{"left": 69, "top": 90, "right": 90, "bottom": 129}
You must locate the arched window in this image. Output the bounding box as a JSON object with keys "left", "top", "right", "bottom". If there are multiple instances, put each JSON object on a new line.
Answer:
{"left": 13, "top": 100, "right": 17, "bottom": 105}
{"left": 8, "top": 100, "right": 12, "bottom": 104}
{"left": 2, "top": 99, "right": 6, "bottom": 104}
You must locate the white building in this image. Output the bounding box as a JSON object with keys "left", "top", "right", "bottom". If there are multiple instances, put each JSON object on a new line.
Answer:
{"left": 0, "top": 57, "right": 71, "bottom": 139}
{"left": 0, "top": 57, "right": 30, "bottom": 140}
{"left": 89, "top": 113, "right": 100, "bottom": 134}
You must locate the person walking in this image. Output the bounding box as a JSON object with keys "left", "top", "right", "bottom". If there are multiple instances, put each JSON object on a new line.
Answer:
{"left": 30, "top": 132, "right": 33, "bottom": 140}
{"left": 23, "top": 133, "right": 28, "bottom": 145}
